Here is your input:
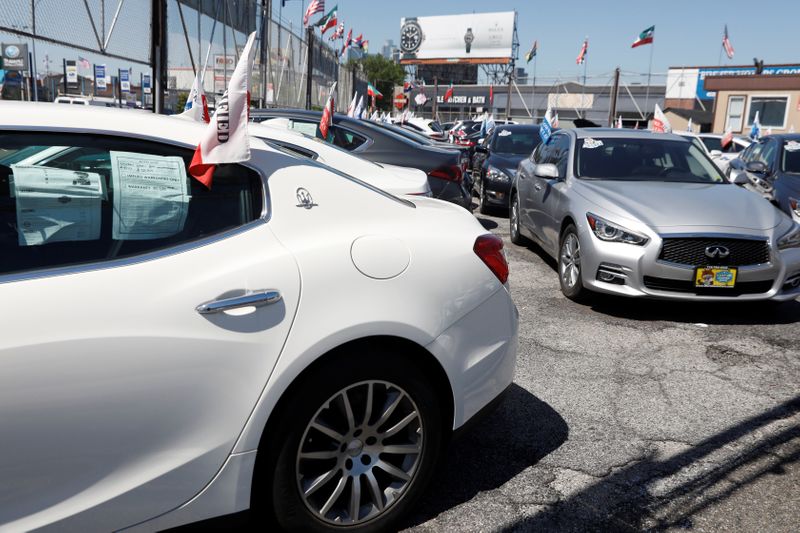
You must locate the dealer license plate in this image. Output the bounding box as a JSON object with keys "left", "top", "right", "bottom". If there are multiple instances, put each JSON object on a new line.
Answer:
{"left": 695, "top": 266, "right": 737, "bottom": 288}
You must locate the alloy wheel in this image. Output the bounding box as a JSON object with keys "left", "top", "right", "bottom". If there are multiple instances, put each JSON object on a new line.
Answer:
{"left": 560, "top": 233, "right": 581, "bottom": 289}
{"left": 295, "top": 380, "right": 423, "bottom": 526}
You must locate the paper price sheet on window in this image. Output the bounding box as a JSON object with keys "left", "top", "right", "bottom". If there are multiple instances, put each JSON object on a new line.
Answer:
{"left": 11, "top": 165, "right": 104, "bottom": 246}
{"left": 109, "top": 151, "right": 190, "bottom": 241}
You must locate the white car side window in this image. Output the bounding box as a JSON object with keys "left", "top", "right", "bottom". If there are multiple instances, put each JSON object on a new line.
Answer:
{"left": 0, "top": 132, "right": 263, "bottom": 277}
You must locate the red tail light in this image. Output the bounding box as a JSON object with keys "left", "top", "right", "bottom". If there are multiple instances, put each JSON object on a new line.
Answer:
{"left": 474, "top": 234, "right": 509, "bottom": 284}
{"left": 428, "top": 165, "right": 463, "bottom": 183}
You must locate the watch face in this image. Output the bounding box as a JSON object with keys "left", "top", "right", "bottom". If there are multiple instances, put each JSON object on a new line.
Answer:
{"left": 401, "top": 22, "right": 423, "bottom": 53}
{"left": 464, "top": 29, "right": 474, "bottom": 44}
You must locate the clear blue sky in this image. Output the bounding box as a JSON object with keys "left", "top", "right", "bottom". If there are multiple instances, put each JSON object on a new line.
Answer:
{"left": 303, "top": 0, "right": 800, "bottom": 83}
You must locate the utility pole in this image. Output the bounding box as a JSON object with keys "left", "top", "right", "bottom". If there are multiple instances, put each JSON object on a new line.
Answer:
{"left": 505, "top": 69, "right": 514, "bottom": 120}
{"left": 305, "top": 26, "right": 313, "bottom": 109}
{"left": 150, "top": 0, "right": 167, "bottom": 113}
{"left": 608, "top": 67, "right": 620, "bottom": 127}
{"left": 432, "top": 77, "right": 438, "bottom": 121}
{"left": 259, "top": 0, "right": 271, "bottom": 107}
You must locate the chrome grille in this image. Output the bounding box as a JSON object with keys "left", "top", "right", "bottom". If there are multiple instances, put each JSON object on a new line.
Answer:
{"left": 659, "top": 237, "right": 770, "bottom": 267}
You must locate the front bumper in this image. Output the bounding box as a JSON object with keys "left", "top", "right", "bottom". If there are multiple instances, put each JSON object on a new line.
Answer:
{"left": 482, "top": 177, "right": 513, "bottom": 207}
{"left": 577, "top": 226, "right": 800, "bottom": 302}
{"left": 426, "top": 287, "right": 519, "bottom": 429}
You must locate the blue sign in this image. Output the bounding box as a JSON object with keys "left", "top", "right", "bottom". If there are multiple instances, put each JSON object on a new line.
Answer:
{"left": 540, "top": 117, "right": 552, "bottom": 145}
{"left": 142, "top": 74, "right": 151, "bottom": 94}
{"left": 0, "top": 69, "right": 4, "bottom": 85}
{"left": 120, "top": 69, "right": 130, "bottom": 92}
{"left": 697, "top": 65, "right": 800, "bottom": 100}
{"left": 94, "top": 64, "right": 106, "bottom": 90}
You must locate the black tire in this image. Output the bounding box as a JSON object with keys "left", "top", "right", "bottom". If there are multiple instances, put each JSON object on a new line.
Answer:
{"left": 509, "top": 192, "right": 530, "bottom": 246}
{"left": 478, "top": 180, "right": 491, "bottom": 215}
{"left": 558, "top": 224, "right": 588, "bottom": 301}
{"left": 255, "top": 349, "right": 445, "bottom": 533}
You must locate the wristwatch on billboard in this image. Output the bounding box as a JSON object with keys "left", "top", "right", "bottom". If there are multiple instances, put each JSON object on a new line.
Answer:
{"left": 464, "top": 28, "right": 474, "bottom": 54}
{"left": 400, "top": 18, "right": 424, "bottom": 58}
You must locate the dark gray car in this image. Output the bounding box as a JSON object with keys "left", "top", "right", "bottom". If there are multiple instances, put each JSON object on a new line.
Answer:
{"left": 251, "top": 109, "right": 471, "bottom": 209}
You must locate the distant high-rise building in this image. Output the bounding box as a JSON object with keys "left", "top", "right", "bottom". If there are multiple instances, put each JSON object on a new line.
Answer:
{"left": 382, "top": 40, "right": 398, "bottom": 60}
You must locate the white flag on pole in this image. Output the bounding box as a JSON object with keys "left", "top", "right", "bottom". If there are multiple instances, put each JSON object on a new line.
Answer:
{"left": 179, "top": 70, "right": 210, "bottom": 123}
{"left": 652, "top": 104, "right": 672, "bottom": 133}
{"left": 189, "top": 32, "right": 257, "bottom": 188}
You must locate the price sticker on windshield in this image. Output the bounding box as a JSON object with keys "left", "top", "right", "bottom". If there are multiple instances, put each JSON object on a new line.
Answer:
{"left": 583, "top": 138, "right": 603, "bottom": 149}
{"left": 785, "top": 140, "right": 800, "bottom": 152}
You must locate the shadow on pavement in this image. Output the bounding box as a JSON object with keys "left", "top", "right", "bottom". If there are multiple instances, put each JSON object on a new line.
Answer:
{"left": 500, "top": 395, "right": 800, "bottom": 532}
{"left": 588, "top": 295, "right": 800, "bottom": 326}
{"left": 402, "top": 383, "right": 568, "bottom": 528}
{"left": 476, "top": 217, "right": 499, "bottom": 230}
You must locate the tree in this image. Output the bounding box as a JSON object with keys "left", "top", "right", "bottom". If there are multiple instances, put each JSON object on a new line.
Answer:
{"left": 350, "top": 54, "right": 404, "bottom": 112}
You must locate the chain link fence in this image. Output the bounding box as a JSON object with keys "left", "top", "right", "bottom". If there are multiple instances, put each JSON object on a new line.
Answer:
{"left": 1, "top": 0, "right": 366, "bottom": 113}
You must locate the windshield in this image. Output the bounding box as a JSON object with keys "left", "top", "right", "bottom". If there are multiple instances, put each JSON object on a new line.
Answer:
{"left": 782, "top": 141, "right": 800, "bottom": 173}
{"left": 575, "top": 137, "right": 726, "bottom": 183}
{"left": 491, "top": 129, "right": 541, "bottom": 155}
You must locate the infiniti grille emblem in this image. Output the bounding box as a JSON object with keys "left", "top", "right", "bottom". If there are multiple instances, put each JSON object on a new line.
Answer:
{"left": 295, "top": 187, "right": 317, "bottom": 209}
{"left": 704, "top": 245, "right": 730, "bottom": 260}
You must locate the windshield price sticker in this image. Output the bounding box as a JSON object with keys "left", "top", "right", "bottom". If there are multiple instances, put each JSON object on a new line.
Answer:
{"left": 785, "top": 140, "right": 800, "bottom": 152}
{"left": 583, "top": 138, "right": 604, "bottom": 149}
{"left": 498, "top": 129, "right": 512, "bottom": 137}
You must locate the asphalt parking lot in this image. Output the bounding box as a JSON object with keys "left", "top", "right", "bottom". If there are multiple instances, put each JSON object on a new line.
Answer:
{"left": 402, "top": 210, "right": 800, "bottom": 533}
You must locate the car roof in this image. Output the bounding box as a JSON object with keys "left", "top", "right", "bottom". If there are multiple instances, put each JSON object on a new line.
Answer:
{"left": 0, "top": 101, "right": 274, "bottom": 153}
{"left": 568, "top": 127, "right": 690, "bottom": 142}
{"left": 494, "top": 124, "right": 540, "bottom": 132}
{"left": 762, "top": 133, "right": 800, "bottom": 142}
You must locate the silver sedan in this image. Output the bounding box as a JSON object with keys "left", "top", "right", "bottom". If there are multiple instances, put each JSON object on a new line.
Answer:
{"left": 509, "top": 129, "right": 800, "bottom": 301}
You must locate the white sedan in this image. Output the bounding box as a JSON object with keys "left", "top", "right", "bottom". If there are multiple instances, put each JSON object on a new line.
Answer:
{"left": 0, "top": 102, "right": 518, "bottom": 532}
{"left": 249, "top": 121, "right": 431, "bottom": 197}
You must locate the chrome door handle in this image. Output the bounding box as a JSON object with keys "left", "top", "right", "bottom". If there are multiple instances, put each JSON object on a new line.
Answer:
{"left": 196, "top": 290, "right": 282, "bottom": 314}
{"left": 534, "top": 183, "right": 543, "bottom": 191}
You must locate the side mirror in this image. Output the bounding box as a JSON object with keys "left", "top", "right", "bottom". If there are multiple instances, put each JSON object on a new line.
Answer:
{"left": 730, "top": 169, "right": 749, "bottom": 185}
{"left": 534, "top": 163, "right": 560, "bottom": 179}
{"left": 709, "top": 150, "right": 722, "bottom": 158}
{"left": 745, "top": 160, "right": 768, "bottom": 174}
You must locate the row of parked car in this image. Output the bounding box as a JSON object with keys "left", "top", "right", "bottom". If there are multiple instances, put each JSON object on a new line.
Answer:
{"left": 0, "top": 102, "right": 517, "bottom": 532}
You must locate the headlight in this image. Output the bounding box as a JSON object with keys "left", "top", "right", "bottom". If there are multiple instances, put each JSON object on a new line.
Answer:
{"left": 778, "top": 223, "right": 800, "bottom": 250}
{"left": 790, "top": 197, "right": 800, "bottom": 218}
{"left": 486, "top": 165, "right": 510, "bottom": 182}
{"left": 586, "top": 213, "right": 648, "bottom": 245}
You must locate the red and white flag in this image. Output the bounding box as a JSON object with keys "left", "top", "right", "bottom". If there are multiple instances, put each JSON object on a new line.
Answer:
{"left": 341, "top": 28, "right": 353, "bottom": 57}
{"left": 721, "top": 127, "right": 733, "bottom": 149}
{"left": 722, "top": 25, "right": 735, "bottom": 60}
{"left": 576, "top": 38, "right": 588, "bottom": 65}
{"left": 303, "top": 0, "right": 324, "bottom": 26}
{"left": 651, "top": 104, "right": 672, "bottom": 133}
{"left": 444, "top": 82, "right": 454, "bottom": 102}
{"left": 319, "top": 82, "right": 337, "bottom": 141}
{"left": 330, "top": 22, "right": 344, "bottom": 40}
{"left": 189, "top": 32, "right": 257, "bottom": 189}
{"left": 179, "top": 69, "right": 210, "bottom": 123}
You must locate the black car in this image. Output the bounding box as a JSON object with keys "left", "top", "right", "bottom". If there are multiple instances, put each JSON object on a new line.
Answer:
{"left": 251, "top": 109, "right": 471, "bottom": 209}
{"left": 472, "top": 124, "right": 542, "bottom": 214}
{"left": 728, "top": 134, "right": 800, "bottom": 221}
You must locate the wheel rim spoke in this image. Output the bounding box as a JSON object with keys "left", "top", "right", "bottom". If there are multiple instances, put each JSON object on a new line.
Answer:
{"left": 341, "top": 390, "right": 356, "bottom": 431}
{"left": 382, "top": 411, "right": 418, "bottom": 439}
{"left": 365, "top": 470, "right": 384, "bottom": 511}
{"left": 304, "top": 468, "right": 339, "bottom": 497}
{"left": 319, "top": 474, "right": 348, "bottom": 516}
{"left": 349, "top": 474, "right": 361, "bottom": 522}
{"left": 363, "top": 382, "right": 374, "bottom": 426}
{"left": 381, "top": 443, "right": 421, "bottom": 455}
{"left": 311, "top": 422, "right": 345, "bottom": 443}
{"left": 374, "top": 391, "right": 404, "bottom": 429}
{"left": 375, "top": 459, "right": 412, "bottom": 481}
{"left": 300, "top": 450, "right": 339, "bottom": 460}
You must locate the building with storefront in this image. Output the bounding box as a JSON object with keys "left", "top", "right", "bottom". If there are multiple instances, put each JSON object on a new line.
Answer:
{"left": 705, "top": 74, "right": 800, "bottom": 135}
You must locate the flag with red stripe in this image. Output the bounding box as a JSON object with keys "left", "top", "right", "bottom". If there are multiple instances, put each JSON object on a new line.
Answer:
{"left": 188, "top": 32, "right": 257, "bottom": 189}
{"left": 303, "top": 0, "right": 325, "bottom": 26}
{"left": 722, "top": 25, "right": 735, "bottom": 59}
{"left": 631, "top": 26, "right": 654, "bottom": 48}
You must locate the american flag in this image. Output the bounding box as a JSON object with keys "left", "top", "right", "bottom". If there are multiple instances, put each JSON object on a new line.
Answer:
{"left": 78, "top": 56, "right": 91, "bottom": 69}
{"left": 576, "top": 38, "right": 588, "bottom": 65}
{"left": 303, "top": 0, "right": 324, "bottom": 26}
{"left": 722, "top": 25, "right": 735, "bottom": 60}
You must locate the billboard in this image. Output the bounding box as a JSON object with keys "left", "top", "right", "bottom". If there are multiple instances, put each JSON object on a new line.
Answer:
{"left": 399, "top": 12, "right": 515, "bottom": 65}
{"left": 94, "top": 65, "right": 107, "bottom": 90}
{"left": 120, "top": 69, "right": 130, "bottom": 93}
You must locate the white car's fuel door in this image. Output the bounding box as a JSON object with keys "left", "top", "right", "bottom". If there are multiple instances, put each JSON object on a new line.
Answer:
{"left": 0, "top": 133, "right": 299, "bottom": 531}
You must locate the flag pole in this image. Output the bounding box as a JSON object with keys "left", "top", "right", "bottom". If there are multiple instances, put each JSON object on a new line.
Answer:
{"left": 532, "top": 55, "right": 537, "bottom": 121}
{"left": 644, "top": 39, "right": 654, "bottom": 117}
{"left": 581, "top": 45, "right": 587, "bottom": 119}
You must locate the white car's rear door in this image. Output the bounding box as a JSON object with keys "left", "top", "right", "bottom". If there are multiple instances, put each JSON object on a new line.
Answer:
{"left": 0, "top": 132, "right": 299, "bottom": 531}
